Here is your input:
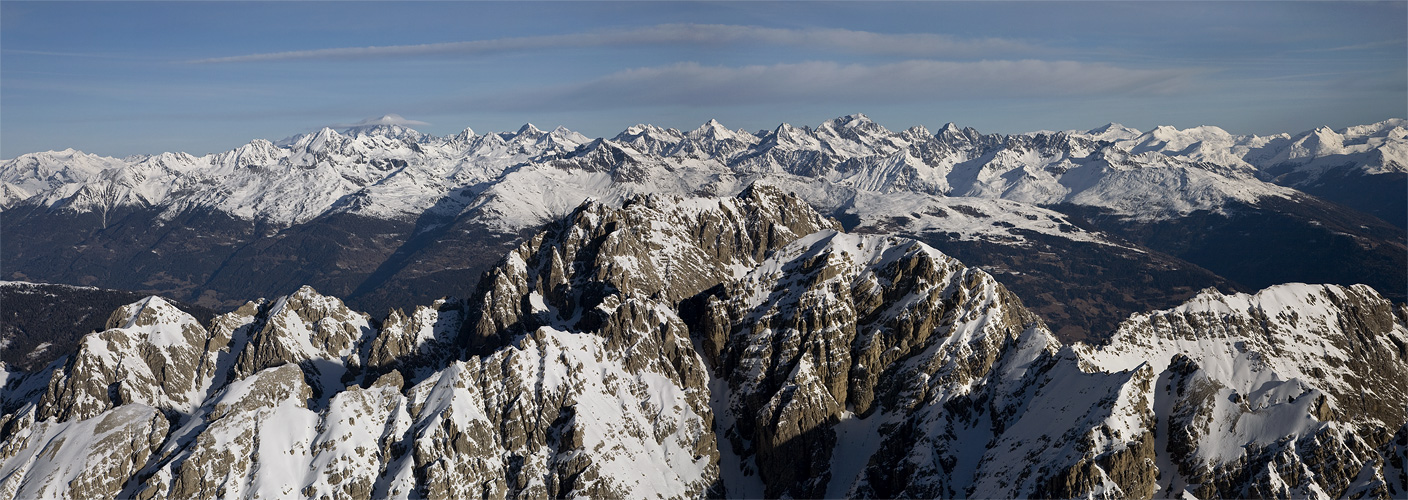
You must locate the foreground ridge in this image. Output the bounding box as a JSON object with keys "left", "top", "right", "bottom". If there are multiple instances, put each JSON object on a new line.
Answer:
{"left": 0, "top": 185, "right": 1404, "bottom": 499}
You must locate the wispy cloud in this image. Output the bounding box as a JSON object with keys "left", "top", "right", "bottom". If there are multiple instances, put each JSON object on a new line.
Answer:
{"left": 3, "top": 49, "right": 156, "bottom": 60}
{"left": 1294, "top": 38, "right": 1406, "bottom": 53}
{"left": 186, "top": 24, "right": 1043, "bottom": 63}
{"left": 467, "top": 59, "right": 1198, "bottom": 111}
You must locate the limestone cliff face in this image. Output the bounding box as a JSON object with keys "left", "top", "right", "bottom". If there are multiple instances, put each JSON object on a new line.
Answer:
{"left": 363, "top": 298, "right": 464, "bottom": 382}
{"left": 1077, "top": 283, "right": 1408, "bottom": 499}
{"left": 696, "top": 230, "right": 1047, "bottom": 496}
{"left": 0, "top": 403, "right": 168, "bottom": 500}
{"left": 228, "top": 285, "right": 377, "bottom": 389}
{"left": 36, "top": 297, "right": 213, "bottom": 421}
{"left": 1, "top": 187, "right": 1405, "bottom": 500}
{"left": 463, "top": 183, "right": 838, "bottom": 354}
{"left": 693, "top": 229, "right": 1168, "bottom": 499}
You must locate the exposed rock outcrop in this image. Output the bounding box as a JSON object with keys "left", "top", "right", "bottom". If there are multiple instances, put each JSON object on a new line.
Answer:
{"left": 37, "top": 297, "right": 212, "bottom": 421}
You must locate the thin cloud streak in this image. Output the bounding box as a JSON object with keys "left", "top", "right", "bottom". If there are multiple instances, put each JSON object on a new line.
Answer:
{"left": 186, "top": 24, "right": 1043, "bottom": 63}
{"left": 3, "top": 49, "right": 157, "bottom": 61}
{"left": 1294, "top": 38, "right": 1406, "bottom": 53}
{"left": 469, "top": 60, "right": 1199, "bottom": 111}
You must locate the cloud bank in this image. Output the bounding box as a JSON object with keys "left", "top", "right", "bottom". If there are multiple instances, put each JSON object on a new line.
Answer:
{"left": 187, "top": 24, "right": 1042, "bottom": 63}
{"left": 330, "top": 114, "right": 429, "bottom": 128}
{"left": 468, "top": 60, "right": 1196, "bottom": 111}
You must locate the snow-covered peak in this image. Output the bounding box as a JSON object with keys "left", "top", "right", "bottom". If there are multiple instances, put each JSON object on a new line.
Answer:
{"left": 812, "top": 113, "right": 903, "bottom": 157}
{"left": 1082, "top": 122, "right": 1143, "bottom": 142}
{"left": 934, "top": 122, "right": 986, "bottom": 149}
{"left": 348, "top": 114, "right": 422, "bottom": 127}
{"left": 344, "top": 124, "right": 424, "bottom": 141}
{"left": 1266, "top": 125, "right": 1348, "bottom": 164}
{"left": 616, "top": 123, "right": 680, "bottom": 140}
{"left": 1123, "top": 125, "right": 1236, "bottom": 154}
{"left": 290, "top": 127, "right": 344, "bottom": 154}
{"left": 1339, "top": 118, "right": 1406, "bottom": 141}
{"left": 495, "top": 123, "right": 587, "bottom": 150}
{"left": 107, "top": 296, "right": 203, "bottom": 344}
{"left": 545, "top": 125, "right": 589, "bottom": 146}
{"left": 764, "top": 122, "right": 821, "bottom": 150}
{"left": 1117, "top": 124, "right": 1252, "bottom": 172}
{"left": 1151, "top": 124, "right": 1233, "bottom": 143}
{"left": 621, "top": 123, "right": 655, "bottom": 136}
{"left": 612, "top": 124, "right": 686, "bottom": 155}
{"left": 0, "top": 148, "right": 125, "bottom": 190}
{"left": 687, "top": 119, "right": 738, "bottom": 142}
{"left": 831, "top": 113, "right": 875, "bottom": 129}
{"left": 818, "top": 113, "right": 888, "bottom": 137}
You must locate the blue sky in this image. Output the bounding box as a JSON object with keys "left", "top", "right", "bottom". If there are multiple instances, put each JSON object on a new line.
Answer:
{"left": 2, "top": 1, "right": 1404, "bottom": 158}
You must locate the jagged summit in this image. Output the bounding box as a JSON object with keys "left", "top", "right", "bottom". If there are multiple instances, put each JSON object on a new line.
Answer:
{"left": 1083, "top": 122, "right": 1143, "bottom": 141}
{"left": 687, "top": 118, "right": 737, "bottom": 141}
{"left": 827, "top": 112, "right": 876, "bottom": 128}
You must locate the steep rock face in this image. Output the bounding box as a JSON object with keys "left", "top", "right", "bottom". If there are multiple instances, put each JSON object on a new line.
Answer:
{"left": 1159, "top": 354, "right": 1384, "bottom": 498}
{"left": 1084, "top": 284, "right": 1408, "bottom": 429}
{"left": 694, "top": 229, "right": 1170, "bottom": 499}
{"left": 36, "top": 297, "right": 213, "bottom": 421}
{"left": 0, "top": 285, "right": 402, "bottom": 500}
{"left": 389, "top": 184, "right": 842, "bottom": 498}
{"left": 1381, "top": 423, "right": 1408, "bottom": 498}
{"left": 363, "top": 298, "right": 464, "bottom": 381}
{"left": 699, "top": 229, "right": 1057, "bottom": 497}
{"left": 464, "top": 183, "right": 838, "bottom": 354}
{"left": 230, "top": 286, "right": 372, "bottom": 373}
{"left": 137, "top": 363, "right": 318, "bottom": 500}
{"left": 229, "top": 285, "right": 378, "bottom": 396}
{"left": 0, "top": 404, "right": 168, "bottom": 500}
{"left": 1078, "top": 283, "right": 1408, "bottom": 499}
{"left": 29, "top": 284, "right": 381, "bottom": 426}
{"left": 377, "top": 328, "right": 717, "bottom": 500}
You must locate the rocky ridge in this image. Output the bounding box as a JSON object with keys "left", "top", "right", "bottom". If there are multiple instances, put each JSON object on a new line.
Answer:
{"left": 2, "top": 188, "right": 1405, "bottom": 499}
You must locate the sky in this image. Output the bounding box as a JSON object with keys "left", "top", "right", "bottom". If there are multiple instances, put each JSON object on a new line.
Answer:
{"left": 2, "top": 1, "right": 1405, "bottom": 158}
